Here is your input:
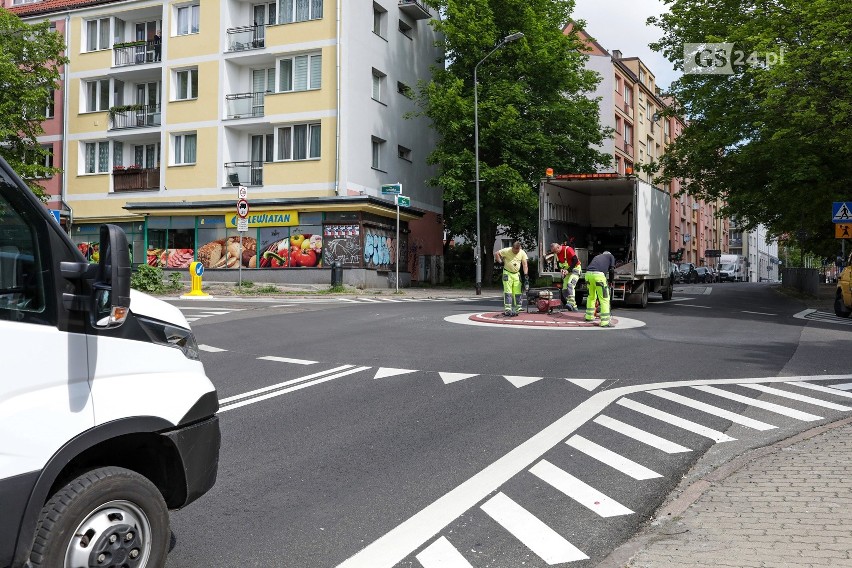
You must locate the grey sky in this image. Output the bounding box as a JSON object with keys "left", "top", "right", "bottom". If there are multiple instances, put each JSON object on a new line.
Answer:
{"left": 572, "top": 0, "right": 681, "bottom": 90}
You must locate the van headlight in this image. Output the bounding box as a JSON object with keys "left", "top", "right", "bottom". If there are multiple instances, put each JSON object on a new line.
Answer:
{"left": 138, "top": 316, "right": 200, "bottom": 360}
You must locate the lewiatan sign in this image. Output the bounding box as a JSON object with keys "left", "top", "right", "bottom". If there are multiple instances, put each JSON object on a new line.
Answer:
{"left": 225, "top": 211, "right": 300, "bottom": 228}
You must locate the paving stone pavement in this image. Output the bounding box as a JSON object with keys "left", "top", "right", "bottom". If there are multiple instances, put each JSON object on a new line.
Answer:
{"left": 605, "top": 418, "right": 852, "bottom": 568}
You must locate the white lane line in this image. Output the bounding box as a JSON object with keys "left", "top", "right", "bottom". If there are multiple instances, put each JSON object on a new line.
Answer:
{"left": 566, "top": 435, "right": 661, "bottom": 480}
{"left": 337, "top": 298, "right": 362, "bottom": 303}
{"left": 648, "top": 389, "right": 776, "bottom": 431}
{"left": 439, "top": 372, "right": 478, "bottom": 385}
{"left": 185, "top": 317, "right": 199, "bottom": 322}
{"left": 374, "top": 368, "right": 417, "bottom": 380}
{"left": 617, "top": 398, "right": 737, "bottom": 443}
{"left": 198, "top": 344, "right": 227, "bottom": 353}
{"left": 196, "top": 311, "right": 231, "bottom": 316}
{"left": 529, "top": 459, "right": 633, "bottom": 517}
{"left": 504, "top": 375, "right": 545, "bottom": 388}
{"left": 357, "top": 298, "right": 383, "bottom": 303}
{"left": 691, "top": 385, "right": 823, "bottom": 421}
{"left": 829, "top": 382, "right": 852, "bottom": 391}
{"left": 271, "top": 304, "right": 296, "bottom": 308}
{"left": 742, "top": 310, "right": 777, "bottom": 316}
{"left": 480, "top": 493, "right": 589, "bottom": 564}
{"left": 593, "top": 415, "right": 691, "bottom": 454}
{"left": 787, "top": 381, "right": 852, "bottom": 399}
{"left": 257, "top": 355, "right": 318, "bottom": 365}
{"left": 176, "top": 306, "right": 244, "bottom": 310}
{"left": 739, "top": 384, "right": 852, "bottom": 411}
{"left": 415, "top": 537, "right": 473, "bottom": 568}
{"left": 674, "top": 304, "right": 712, "bottom": 309}
{"left": 219, "top": 365, "right": 354, "bottom": 404}
{"left": 219, "top": 366, "right": 370, "bottom": 412}
{"left": 792, "top": 309, "right": 817, "bottom": 319}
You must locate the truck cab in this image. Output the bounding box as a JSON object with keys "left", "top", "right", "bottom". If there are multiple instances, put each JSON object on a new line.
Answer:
{"left": 0, "top": 156, "right": 219, "bottom": 568}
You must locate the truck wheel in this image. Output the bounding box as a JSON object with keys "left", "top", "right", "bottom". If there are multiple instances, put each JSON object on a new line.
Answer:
{"left": 835, "top": 289, "right": 851, "bottom": 318}
{"left": 639, "top": 285, "right": 649, "bottom": 308}
{"left": 661, "top": 283, "right": 673, "bottom": 301}
{"left": 30, "top": 467, "right": 169, "bottom": 568}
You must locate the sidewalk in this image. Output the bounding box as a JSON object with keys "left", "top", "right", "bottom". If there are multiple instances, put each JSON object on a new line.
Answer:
{"left": 167, "top": 281, "right": 500, "bottom": 300}
{"left": 601, "top": 416, "right": 852, "bottom": 568}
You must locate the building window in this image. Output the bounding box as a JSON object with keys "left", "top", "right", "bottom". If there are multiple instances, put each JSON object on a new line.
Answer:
{"left": 279, "top": 0, "right": 323, "bottom": 23}
{"left": 372, "top": 69, "right": 386, "bottom": 103}
{"left": 84, "top": 141, "right": 110, "bottom": 174}
{"left": 173, "top": 133, "right": 197, "bottom": 165}
{"left": 278, "top": 53, "right": 321, "bottom": 92}
{"left": 624, "top": 87, "right": 632, "bottom": 107}
{"left": 371, "top": 136, "right": 385, "bottom": 170}
{"left": 398, "top": 145, "right": 411, "bottom": 161}
{"left": 277, "top": 123, "right": 321, "bottom": 160}
{"left": 176, "top": 4, "right": 200, "bottom": 35}
{"left": 45, "top": 89, "right": 55, "bottom": 118}
{"left": 175, "top": 69, "right": 198, "bottom": 100}
{"left": 373, "top": 3, "right": 386, "bottom": 38}
{"left": 615, "top": 76, "right": 621, "bottom": 94}
{"left": 85, "top": 18, "right": 110, "bottom": 52}
{"left": 639, "top": 69, "right": 646, "bottom": 84}
{"left": 41, "top": 144, "right": 54, "bottom": 171}
{"left": 615, "top": 115, "right": 622, "bottom": 134}
{"left": 84, "top": 79, "right": 110, "bottom": 112}
{"left": 397, "top": 81, "right": 414, "bottom": 100}
{"left": 624, "top": 123, "right": 632, "bottom": 147}
{"left": 398, "top": 19, "right": 413, "bottom": 39}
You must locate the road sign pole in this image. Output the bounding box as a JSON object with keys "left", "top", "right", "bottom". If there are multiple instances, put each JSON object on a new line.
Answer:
{"left": 395, "top": 201, "right": 400, "bottom": 293}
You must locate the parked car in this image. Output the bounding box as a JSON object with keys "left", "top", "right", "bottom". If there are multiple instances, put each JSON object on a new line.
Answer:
{"left": 695, "top": 266, "right": 713, "bottom": 283}
{"left": 670, "top": 262, "right": 682, "bottom": 284}
{"left": 678, "top": 262, "right": 698, "bottom": 283}
{"left": 706, "top": 266, "right": 718, "bottom": 283}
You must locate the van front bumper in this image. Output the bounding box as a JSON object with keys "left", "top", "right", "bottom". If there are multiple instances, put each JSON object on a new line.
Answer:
{"left": 163, "top": 415, "right": 220, "bottom": 508}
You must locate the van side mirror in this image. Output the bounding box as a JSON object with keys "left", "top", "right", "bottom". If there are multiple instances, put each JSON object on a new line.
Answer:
{"left": 92, "top": 224, "right": 131, "bottom": 328}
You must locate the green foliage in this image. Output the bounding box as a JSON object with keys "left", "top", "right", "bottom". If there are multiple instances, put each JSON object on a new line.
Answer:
{"left": 236, "top": 280, "right": 254, "bottom": 287}
{"left": 648, "top": 0, "right": 852, "bottom": 259}
{"left": 0, "top": 10, "right": 68, "bottom": 200}
{"left": 329, "top": 284, "right": 346, "bottom": 293}
{"left": 131, "top": 265, "right": 165, "bottom": 293}
{"left": 167, "top": 272, "right": 183, "bottom": 291}
{"left": 419, "top": 0, "right": 611, "bottom": 283}
{"left": 257, "top": 284, "right": 279, "bottom": 293}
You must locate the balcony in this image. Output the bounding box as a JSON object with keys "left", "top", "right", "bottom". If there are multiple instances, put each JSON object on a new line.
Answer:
{"left": 398, "top": 0, "right": 431, "bottom": 19}
{"left": 113, "top": 167, "right": 160, "bottom": 191}
{"left": 226, "top": 25, "right": 265, "bottom": 52}
{"left": 225, "top": 161, "right": 263, "bottom": 187}
{"left": 225, "top": 92, "right": 265, "bottom": 119}
{"left": 113, "top": 40, "right": 161, "bottom": 67}
{"left": 109, "top": 104, "right": 161, "bottom": 130}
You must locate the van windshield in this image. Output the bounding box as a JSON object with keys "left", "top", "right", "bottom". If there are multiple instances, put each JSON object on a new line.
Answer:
{"left": 720, "top": 263, "right": 735, "bottom": 271}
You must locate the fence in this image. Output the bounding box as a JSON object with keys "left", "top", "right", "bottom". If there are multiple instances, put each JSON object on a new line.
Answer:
{"left": 781, "top": 267, "right": 818, "bottom": 296}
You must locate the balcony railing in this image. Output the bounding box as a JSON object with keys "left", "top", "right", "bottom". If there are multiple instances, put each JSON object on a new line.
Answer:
{"left": 225, "top": 161, "right": 263, "bottom": 187}
{"left": 109, "top": 104, "right": 161, "bottom": 130}
{"left": 226, "top": 25, "right": 265, "bottom": 52}
{"left": 113, "top": 167, "right": 160, "bottom": 191}
{"left": 398, "top": 0, "right": 431, "bottom": 19}
{"left": 113, "top": 40, "right": 161, "bottom": 67}
{"left": 225, "top": 92, "right": 265, "bottom": 119}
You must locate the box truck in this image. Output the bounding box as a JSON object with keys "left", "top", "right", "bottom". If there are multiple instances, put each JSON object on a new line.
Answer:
{"left": 0, "top": 156, "right": 219, "bottom": 568}
{"left": 718, "top": 253, "right": 747, "bottom": 282}
{"left": 538, "top": 173, "right": 674, "bottom": 308}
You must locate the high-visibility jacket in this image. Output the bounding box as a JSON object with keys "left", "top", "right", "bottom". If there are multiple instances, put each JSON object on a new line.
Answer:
{"left": 556, "top": 245, "right": 581, "bottom": 271}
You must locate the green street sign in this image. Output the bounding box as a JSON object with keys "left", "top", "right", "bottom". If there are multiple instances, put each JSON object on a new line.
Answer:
{"left": 395, "top": 195, "right": 410, "bottom": 207}
{"left": 381, "top": 183, "right": 402, "bottom": 195}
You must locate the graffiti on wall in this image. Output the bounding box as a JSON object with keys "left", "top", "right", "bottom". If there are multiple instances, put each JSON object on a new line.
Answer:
{"left": 322, "top": 225, "right": 362, "bottom": 267}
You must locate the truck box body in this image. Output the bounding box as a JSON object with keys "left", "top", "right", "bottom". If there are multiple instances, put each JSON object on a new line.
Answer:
{"left": 718, "top": 254, "right": 747, "bottom": 282}
{"left": 538, "top": 175, "right": 674, "bottom": 306}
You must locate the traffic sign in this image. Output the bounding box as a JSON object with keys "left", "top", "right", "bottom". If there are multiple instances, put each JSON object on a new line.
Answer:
{"left": 832, "top": 202, "right": 852, "bottom": 223}
{"left": 704, "top": 249, "right": 721, "bottom": 257}
{"left": 381, "top": 183, "right": 402, "bottom": 195}
{"left": 836, "top": 224, "right": 852, "bottom": 239}
{"left": 49, "top": 210, "right": 61, "bottom": 224}
{"left": 395, "top": 195, "right": 410, "bottom": 207}
{"left": 237, "top": 185, "right": 248, "bottom": 200}
{"left": 237, "top": 218, "right": 249, "bottom": 232}
{"left": 237, "top": 199, "right": 249, "bottom": 219}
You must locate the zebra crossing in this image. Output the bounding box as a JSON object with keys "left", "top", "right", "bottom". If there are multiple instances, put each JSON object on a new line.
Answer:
{"left": 793, "top": 308, "right": 852, "bottom": 326}
{"left": 356, "top": 378, "right": 852, "bottom": 568}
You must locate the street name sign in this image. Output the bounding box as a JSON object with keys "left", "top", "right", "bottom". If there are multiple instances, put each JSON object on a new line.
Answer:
{"left": 395, "top": 195, "right": 411, "bottom": 207}
{"left": 381, "top": 183, "right": 402, "bottom": 195}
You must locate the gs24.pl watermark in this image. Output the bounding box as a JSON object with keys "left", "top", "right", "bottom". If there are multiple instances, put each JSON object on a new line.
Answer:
{"left": 683, "top": 43, "right": 785, "bottom": 75}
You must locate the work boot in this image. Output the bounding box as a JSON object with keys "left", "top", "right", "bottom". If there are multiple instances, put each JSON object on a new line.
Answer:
{"left": 503, "top": 310, "right": 512, "bottom": 317}
{"left": 510, "top": 310, "right": 519, "bottom": 317}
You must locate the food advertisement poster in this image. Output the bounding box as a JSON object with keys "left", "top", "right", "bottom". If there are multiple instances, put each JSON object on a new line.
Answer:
{"left": 259, "top": 228, "right": 322, "bottom": 268}
{"left": 196, "top": 237, "right": 257, "bottom": 269}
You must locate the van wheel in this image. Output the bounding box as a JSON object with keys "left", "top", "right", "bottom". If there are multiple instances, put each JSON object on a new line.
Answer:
{"left": 30, "top": 467, "right": 169, "bottom": 568}
{"left": 661, "top": 282, "right": 673, "bottom": 301}
{"left": 835, "top": 289, "right": 852, "bottom": 318}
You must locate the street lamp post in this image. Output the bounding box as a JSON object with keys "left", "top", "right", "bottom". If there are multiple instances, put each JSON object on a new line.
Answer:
{"left": 474, "top": 31, "right": 524, "bottom": 295}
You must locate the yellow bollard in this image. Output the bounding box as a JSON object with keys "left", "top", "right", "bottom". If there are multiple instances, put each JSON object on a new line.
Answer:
{"left": 184, "top": 261, "right": 210, "bottom": 297}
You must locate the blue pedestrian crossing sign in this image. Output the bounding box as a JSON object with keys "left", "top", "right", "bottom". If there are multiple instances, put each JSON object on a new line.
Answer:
{"left": 833, "top": 202, "right": 852, "bottom": 223}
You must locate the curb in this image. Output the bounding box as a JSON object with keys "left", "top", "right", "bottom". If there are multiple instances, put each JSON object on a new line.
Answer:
{"left": 596, "top": 414, "right": 852, "bottom": 568}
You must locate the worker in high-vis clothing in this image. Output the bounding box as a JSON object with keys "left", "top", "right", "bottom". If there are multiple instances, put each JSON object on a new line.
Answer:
{"left": 584, "top": 251, "right": 616, "bottom": 327}
{"left": 549, "top": 242, "right": 581, "bottom": 311}
{"left": 494, "top": 241, "right": 529, "bottom": 316}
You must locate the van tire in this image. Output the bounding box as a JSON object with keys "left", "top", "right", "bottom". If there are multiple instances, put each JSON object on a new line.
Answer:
{"left": 30, "top": 466, "right": 169, "bottom": 568}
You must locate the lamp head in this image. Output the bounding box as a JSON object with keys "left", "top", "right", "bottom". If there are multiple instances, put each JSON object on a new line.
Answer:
{"left": 502, "top": 32, "right": 524, "bottom": 44}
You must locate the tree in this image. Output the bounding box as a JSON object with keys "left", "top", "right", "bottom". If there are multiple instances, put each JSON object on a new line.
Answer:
{"left": 649, "top": 0, "right": 852, "bottom": 259}
{"left": 419, "top": 0, "right": 610, "bottom": 284}
{"left": 0, "top": 9, "right": 67, "bottom": 200}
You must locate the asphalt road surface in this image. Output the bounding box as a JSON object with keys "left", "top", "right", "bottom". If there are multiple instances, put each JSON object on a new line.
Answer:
{"left": 162, "top": 283, "right": 852, "bottom": 568}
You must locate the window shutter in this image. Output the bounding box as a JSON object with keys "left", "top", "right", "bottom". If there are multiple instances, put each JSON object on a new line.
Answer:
{"left": 294, "top": 56, "right": 308, "bottom": 91}
{"left": 310, "top": 55, "right": 321, "bottom": 89}
{"left": 279, "top": 59, "right": 293, "bottom": 91}
{"left": 309, "top": 124, "right": 321, "bottom": 158}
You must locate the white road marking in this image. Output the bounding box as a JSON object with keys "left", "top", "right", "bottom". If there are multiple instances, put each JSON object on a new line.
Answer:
{"left": 480, "top": 492, "right": 589, "bottom": 564}
{"left": 444, "top": 312, "right": 646, "bottom": 330}
{"left": 439, "top": 372, "right": 478, "bottom": 385}
{"left": 529, "top": 459, "right": 633, "bottom": 517}
{"left": 374, "top": 368, "right": 417, "bottom": 380}
{"left": 742, "top": 310, "right": 777, "bottom": 316}
{"left": 566, "top": 435, "right": 661, "bottom": 480}
{"left": 271, "top": 304, "right": 296, "bottom": 308}
{"left": 702, "top": 287, "right": 713, "bottom": 295}
{"left": 593, "top": 415, "right": 691, "bottom": 454}
{"left": 257, "top": 355, "right": 318, "bottom": 365}
{"left": 504, "top": 375, "right": 545, "bottom": 388}
{"left": 567, "top": 378, "right": 606, "bottom": 391}
{"left": 219, "top": 366, "right": 370, "bottom": 412}
{"left": 788, "top": 381, "right": 852, "bottom": 399}
{"left": 415, "top": 537, "right": 473, "bottom": 568}
{"left": 176, "top": 306, "right": 245, "bottom": 310}
{"left": 219, "top": 365, "right": 354, "bottom": 404}
{"left": 196, "top": 311, "right": 231, "bottom": 315}
{"left": 792, "top": 309, "right": 852, "bottom": 326}
{"left": 356, "top": 298, "right": 383, "bottom": 303}
{"left": 691, "top": 385, "right": 823, "bottom": 421}
{"left": 198, "top": 344, "right": 227, "bottom": 353}
{"left": 829, "top": 382, "right": 852, "bottom": 391}
{"left": 739, "top": 384, "right": 852, "bottom": 411}
{"left": 674, "top": 304, "right": 712, "bottom": 309}
{"left": 648, "top": 389, "right": 776, "bottom": 431}
{"left": 616, "top": 398, "right": 737, "bottom": 443}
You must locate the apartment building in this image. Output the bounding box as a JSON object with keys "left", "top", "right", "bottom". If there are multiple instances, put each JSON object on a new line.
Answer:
{"left": 7, "top": 0, "right": 443, "bottom": 285}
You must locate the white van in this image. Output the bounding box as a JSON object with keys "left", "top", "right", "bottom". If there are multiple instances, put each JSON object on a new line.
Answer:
{"left": 718, "top": 253, "right": 747, "bottom": 282}
{"left": 0, "top": 156, "right": 219, "bottom": 568}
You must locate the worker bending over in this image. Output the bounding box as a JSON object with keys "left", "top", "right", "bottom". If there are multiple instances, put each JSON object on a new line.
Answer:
{"left": 584, "top": 251, "right": 616, "bottom": 327}
{"left": 549, "top": 242, "right": 581, "bottom": 311}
